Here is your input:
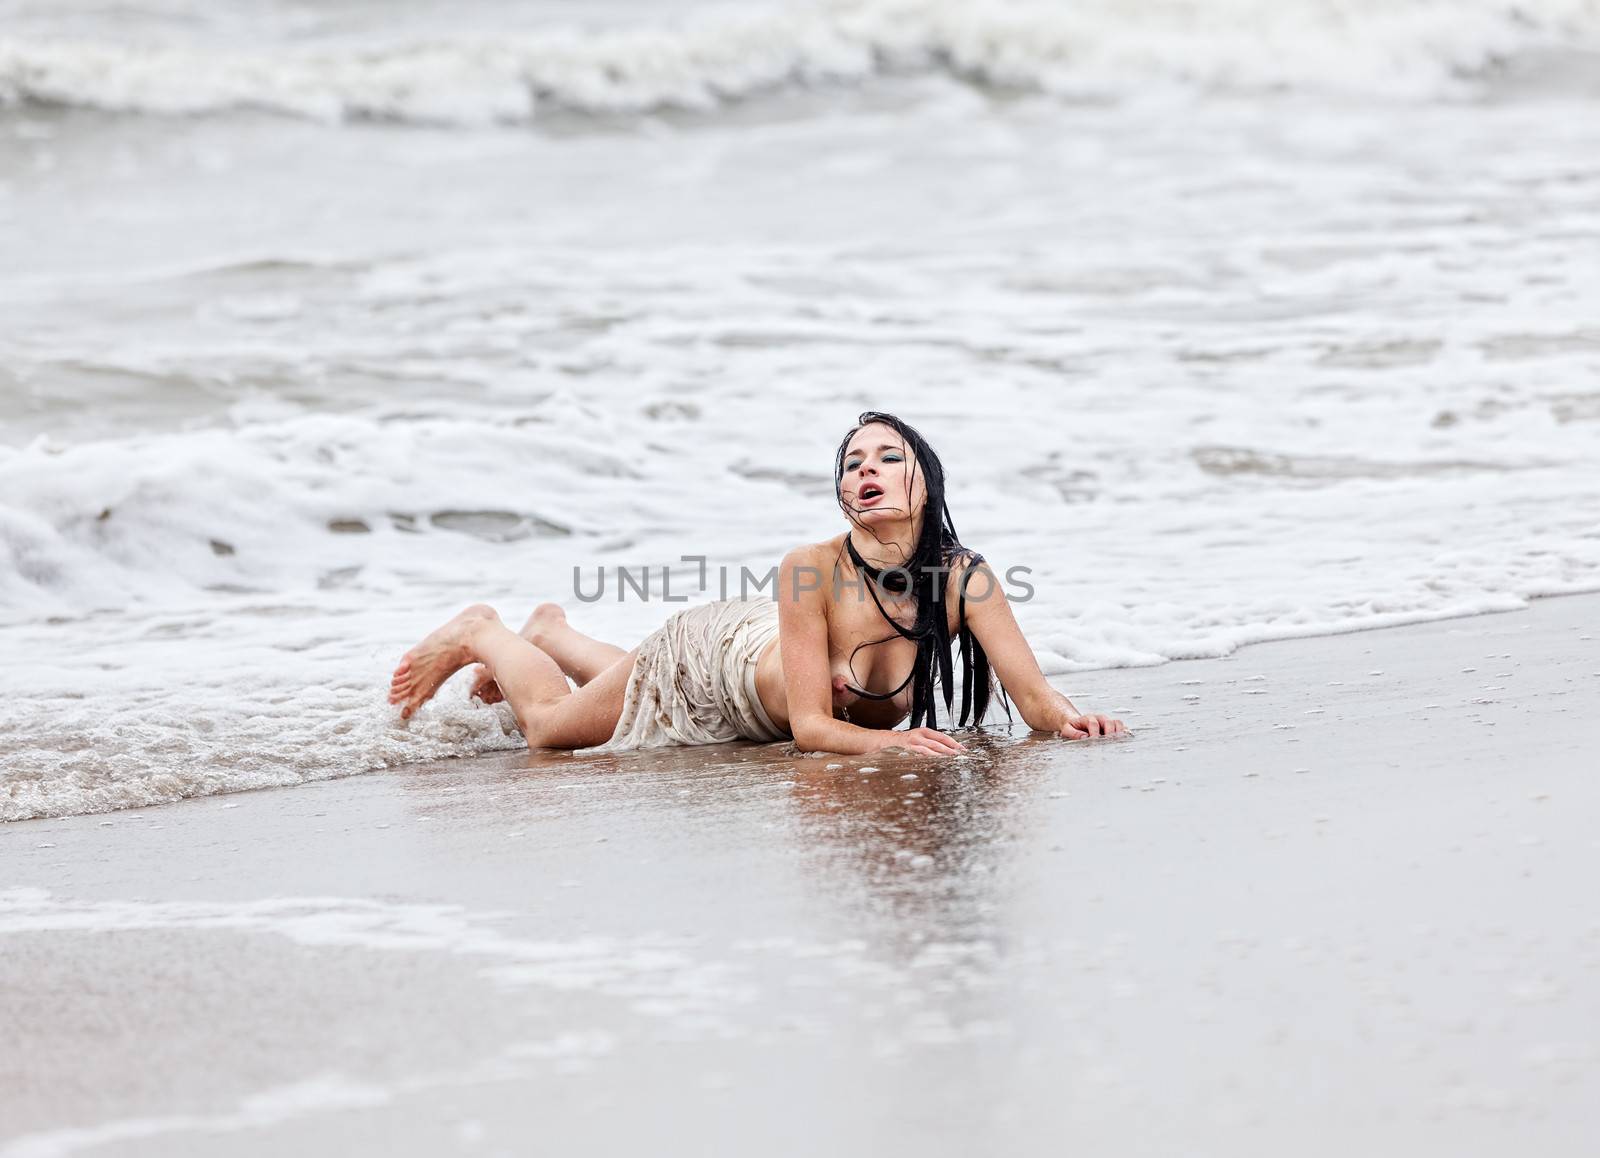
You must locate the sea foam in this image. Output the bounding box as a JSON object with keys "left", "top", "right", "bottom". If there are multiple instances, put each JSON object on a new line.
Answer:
{"left": 2, "top": 0, "right": 1598, "bottom": 125}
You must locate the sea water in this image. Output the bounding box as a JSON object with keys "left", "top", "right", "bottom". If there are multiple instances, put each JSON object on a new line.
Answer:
{"left": 3, "top": 0, "right": 1599, "bottom": 819}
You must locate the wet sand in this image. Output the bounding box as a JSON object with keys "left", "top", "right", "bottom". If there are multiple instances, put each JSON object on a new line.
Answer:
{"left": 4, "top": 595, "right": 1598, "bottom": 1157}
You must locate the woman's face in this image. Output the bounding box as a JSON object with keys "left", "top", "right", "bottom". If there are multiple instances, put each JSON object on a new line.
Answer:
{"left": 839, "top": 422, "right": 926, "bottom": 528}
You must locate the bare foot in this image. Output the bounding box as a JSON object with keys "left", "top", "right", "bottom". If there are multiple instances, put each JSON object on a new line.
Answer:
{"left": 471, "top": 603, "right": 566, "bottom": 704}
{"left": 389, "top": 604, "right": 497, "bottom": 720}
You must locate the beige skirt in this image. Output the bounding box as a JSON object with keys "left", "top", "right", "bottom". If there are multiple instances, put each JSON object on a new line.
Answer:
{"left": 578, "top": 598, "right": 788, "bottom": 753}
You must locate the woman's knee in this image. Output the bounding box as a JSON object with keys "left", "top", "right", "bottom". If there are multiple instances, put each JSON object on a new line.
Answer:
{"left": 521, "top": 712, "right": 571, "bottom": 750}
{"left": 514, "top": 695, "right": 572, "bottom": 750}
{"left": 523, "top": 727, "right": 559, "bottom": 751}
{"left": 521, "top": 698, "right": 621, "bottom": 751}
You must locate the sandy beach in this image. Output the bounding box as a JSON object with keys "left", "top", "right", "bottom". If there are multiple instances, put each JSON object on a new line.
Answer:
{"left": 5, "top": 594, "right": 1596, "bottom": 1157}
{"left": 6, "top": 1, "right": 1599, "bottom": 1152}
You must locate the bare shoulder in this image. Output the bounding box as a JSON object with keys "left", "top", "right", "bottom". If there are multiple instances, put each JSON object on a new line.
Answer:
{"left": 793, "top": 536, "right": 841, "bottom": 562}
{"left": 941, "top": 547, "right": 1008, "bottom": 635}
{"left": 777, "top": 537, "right": 842, "bottom": 610}
{"left": 942, "top": 544, "right": 993, "bottom": 600}
{"left": 780, "top": 535, "right": 845, "bottom": 576}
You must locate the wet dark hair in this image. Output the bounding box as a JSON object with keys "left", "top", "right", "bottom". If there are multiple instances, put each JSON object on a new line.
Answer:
{"left": 832, "top": 411, "right": 1014, "bottom": 731}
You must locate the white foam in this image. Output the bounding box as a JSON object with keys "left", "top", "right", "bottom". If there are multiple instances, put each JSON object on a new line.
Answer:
{"left": 2, "top": 0, "right": 1598, "bottom": 125}
{"left": 0, "top": 888, "right": 745, "bottom": 1002}
{"left": 5, "top": 223, "right": 1600, "bottom": 819}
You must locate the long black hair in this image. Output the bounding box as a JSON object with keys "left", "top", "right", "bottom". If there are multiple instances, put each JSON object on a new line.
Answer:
{"left": 832, "top": 410, "right": 1013, "bottom": 732}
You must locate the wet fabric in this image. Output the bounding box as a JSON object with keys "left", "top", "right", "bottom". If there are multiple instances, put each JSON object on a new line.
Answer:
{"left": 580, "top": 598, "right": 788, "bottom": 752}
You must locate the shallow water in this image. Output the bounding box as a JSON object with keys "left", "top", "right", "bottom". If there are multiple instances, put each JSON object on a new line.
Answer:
{"left": 4, "top": 0, "right": 1600, "bottom": 819}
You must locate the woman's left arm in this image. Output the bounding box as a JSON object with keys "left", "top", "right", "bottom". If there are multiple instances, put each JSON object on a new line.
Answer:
{"left": 953, "top": 559, "right": 1127, "bottom": 739}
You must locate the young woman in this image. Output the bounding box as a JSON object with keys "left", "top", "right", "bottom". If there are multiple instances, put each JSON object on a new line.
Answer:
{"left": 388, "top": 411, "right": 1126, "bottom": 757}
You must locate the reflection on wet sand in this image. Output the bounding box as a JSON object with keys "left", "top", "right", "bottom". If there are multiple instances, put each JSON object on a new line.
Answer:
{"left": 390, "top": 728, "right": 1078, "bottom": 1055}
{"left": 783, "top": 733, "right": 1061, "bottom": 947}
{"left": 395, "top": 729, "right": 1069, "bottom": 976}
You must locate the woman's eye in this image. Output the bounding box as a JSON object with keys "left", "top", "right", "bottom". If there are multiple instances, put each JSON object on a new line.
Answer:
{"left": 884, "top": 455, "right": 901, "bottom": 463}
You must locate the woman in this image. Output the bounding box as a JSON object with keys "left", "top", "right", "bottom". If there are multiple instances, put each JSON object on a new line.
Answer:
{"left": 388, "top": 412, "right": 1126, "bottom": 756}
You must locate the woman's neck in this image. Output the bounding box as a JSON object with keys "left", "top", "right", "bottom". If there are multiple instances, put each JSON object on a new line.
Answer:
{"left": 848, "top": 520, "right": 921, "bottom": 573}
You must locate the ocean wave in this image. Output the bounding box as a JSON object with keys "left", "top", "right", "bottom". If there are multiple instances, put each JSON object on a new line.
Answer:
{"left": 0, "top": 413, "right": 648, "bottom": 618}
{"left": 2, "top": 0, "right": 1598, "bottom": 125}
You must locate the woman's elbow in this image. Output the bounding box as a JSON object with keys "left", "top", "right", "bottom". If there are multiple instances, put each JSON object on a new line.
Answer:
{"left": 788, "top": 713, "right": 832, "bottom": 752}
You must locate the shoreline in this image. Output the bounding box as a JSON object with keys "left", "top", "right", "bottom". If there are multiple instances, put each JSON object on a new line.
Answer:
{"left": 4, "top": 591, "right": 1597, "bottom": 1154}
{"left": 5, "top": 588, "right": 1596, "bottom": 825}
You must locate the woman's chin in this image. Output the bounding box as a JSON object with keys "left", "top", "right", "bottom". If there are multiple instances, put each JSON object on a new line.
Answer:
{"left": 852, "top": 506, "right": 901, "bottom": 524}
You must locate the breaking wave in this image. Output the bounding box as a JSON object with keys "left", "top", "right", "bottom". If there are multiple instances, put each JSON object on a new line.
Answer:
{"left": 2, "top": 0, "right": 1598, "bottom": 126}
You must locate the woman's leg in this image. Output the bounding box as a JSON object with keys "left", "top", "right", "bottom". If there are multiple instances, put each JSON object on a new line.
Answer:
{"left": 389, "top": 604, "right": 635, "bottom": 749}
{"left": 470, "top": 602, "right": 627, "bottom": 702}
{"left": 390, "top": 605, "right": 565, "bottom": 721}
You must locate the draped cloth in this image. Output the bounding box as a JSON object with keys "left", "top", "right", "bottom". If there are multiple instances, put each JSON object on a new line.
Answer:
{"left": 577, "top": 598, "right": 789, "bottom": 753}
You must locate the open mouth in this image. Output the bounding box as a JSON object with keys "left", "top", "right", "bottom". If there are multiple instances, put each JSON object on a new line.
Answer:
{"left": 858, "top": 484, "right": 885, "bottom": 505}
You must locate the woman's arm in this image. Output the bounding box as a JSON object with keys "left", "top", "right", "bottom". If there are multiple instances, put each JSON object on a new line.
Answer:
{"left": 777, "top": 547, "right": 966, "bottom": 757}
{"left": 953, "top": 557, "right": 1127, "bottom": 739}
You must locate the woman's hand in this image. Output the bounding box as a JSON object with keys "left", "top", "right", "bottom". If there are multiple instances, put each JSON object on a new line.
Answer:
{"left": 877, "top": 726, "right": 967, "bottom": 757}
{"left": 1059, "top": 713, "right": 1127, "bottom": 739}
